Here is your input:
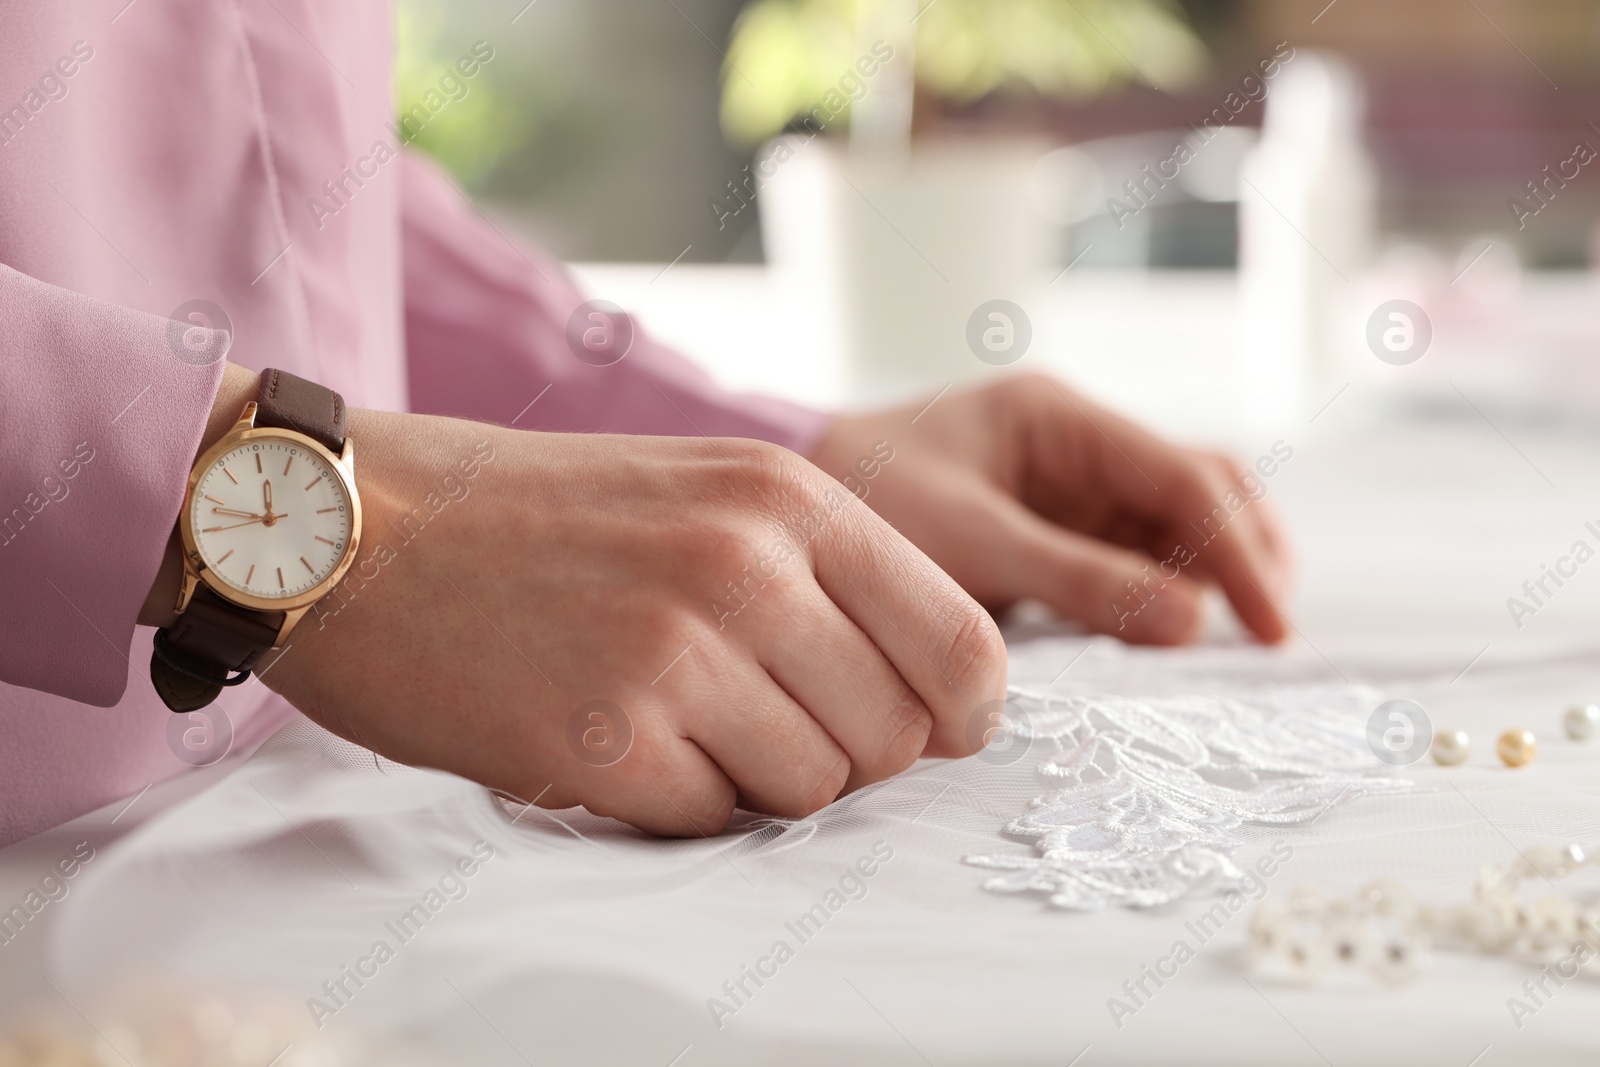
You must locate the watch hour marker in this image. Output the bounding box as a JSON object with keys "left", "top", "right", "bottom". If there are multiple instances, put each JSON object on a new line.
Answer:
{"left": 314, "top": 535, "right": 335, "bottom": 545}
{"left": 216, "top": 549, "right": 234, "bottom": 564}
{"left": 305, "top": 476, "right": 320, "bottom": 491}
{"left": 283, "top": 455, "right": 294, "bottom": 475}
{"left": 255, "top": 454, "right": 263, "bottom": 474}
{"left": 277, "top": 567, "right": 285, "bottom": 590}
{"left": 224, "top": 467, "right": 239, "bottom": 484}
{"left": 245, "top": 564, "right": 256, "bottom": 585}
{"left": 204, "top": 494, "right": 227, "bottom": 505}
{"left": 300, "top": 555, "right": 315, "bottom": 573}
{"left": 317, "top": 507, "right": 338, "bottom": 514}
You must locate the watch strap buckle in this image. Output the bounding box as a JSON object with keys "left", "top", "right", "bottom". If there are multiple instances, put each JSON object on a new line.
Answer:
{"left": 151, "top": 629, "right": 252, "bottom": 712}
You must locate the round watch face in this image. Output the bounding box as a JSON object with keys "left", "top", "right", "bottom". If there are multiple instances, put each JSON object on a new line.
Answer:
{"left": 190, "top": 437, "right": 354, "bottom": 601}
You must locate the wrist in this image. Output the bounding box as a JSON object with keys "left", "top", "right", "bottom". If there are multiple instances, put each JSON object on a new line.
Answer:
{"left": 138, "top": 362, "right": 263, "bottom": 628}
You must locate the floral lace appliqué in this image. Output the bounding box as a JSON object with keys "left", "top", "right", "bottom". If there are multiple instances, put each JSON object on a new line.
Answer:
{"left": 964, "top": 686, "right": 1414, "bottom": 910}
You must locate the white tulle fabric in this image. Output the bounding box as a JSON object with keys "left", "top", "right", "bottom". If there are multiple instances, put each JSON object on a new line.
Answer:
{"left": 39, "top": 630, "right": 1600, "bottom": 1063}
{"left": 965, "top": 685, "right": 1415, "bottom": 909}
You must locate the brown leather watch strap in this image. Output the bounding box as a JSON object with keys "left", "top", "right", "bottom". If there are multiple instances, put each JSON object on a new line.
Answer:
{"left": 150, "top": 367, "right": 345, "bottom": 713}
{"left": 152, "top": 588, "right": 283, "bottom": 712}
{"left": 256, "top": 367, "right": 346, "bottom": 453}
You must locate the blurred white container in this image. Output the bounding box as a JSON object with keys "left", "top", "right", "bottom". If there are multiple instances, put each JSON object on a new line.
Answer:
{"left": 760, "top": 135, "right": 1054, "bottom": 404}
{"left": 1237, "top": 51, "right": 1376, "bottom": 427}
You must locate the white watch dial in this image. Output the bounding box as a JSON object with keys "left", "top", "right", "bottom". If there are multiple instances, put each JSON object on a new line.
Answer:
{"left": 190, "top": 438, "right": 353, "bottom": 600}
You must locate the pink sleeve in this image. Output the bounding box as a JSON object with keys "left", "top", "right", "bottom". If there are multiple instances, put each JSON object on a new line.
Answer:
{"left": 400, "top": 152, "right": 830, "bottom": 450}
{"left": 0, "top": 263, "right": 222, "bottom": 707}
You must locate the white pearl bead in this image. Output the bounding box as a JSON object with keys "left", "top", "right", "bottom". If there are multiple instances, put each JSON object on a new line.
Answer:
{"left": 1581, "top": 909, "right": 1600, "bottom": 952}
{"left": 1432, "top": 729, "right": 1471, "bottom": 766}
{"left": 1289, "top": 885, "right": 1325, "bottom": 917}
{"left": 1564, "top": 704, "right": 1600, "bottom": 741}
{"left": 1284, "top": 933, "right": 1333, "bottom": 981}
{"left": 1366, "top": 932, "right": 1428, "bottom": 986}
{"left": 1249, "top": 903, "right": 1287, "bottom": 958}
{"left": 1330, "top": 922, "right": 1367, "bottom": 965}
{"left": 1464, "top": 898, "right": 1515, "bottom": 951}
{"left": 1359, "top": 879, "right": 1414, "bottom": 917}
{"left": 1526, "top": 896, "right": 1579, "bottom": 948}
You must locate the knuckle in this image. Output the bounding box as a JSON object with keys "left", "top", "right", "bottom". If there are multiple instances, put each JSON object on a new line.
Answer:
{"left": 575, "top": 725, "right": 736, "bottom": 836}
{"left": 875, "top": 696, "right": 934, "bottom": 777}
{"left": 795, "top": 751, "right": 851, "bottom": 817}
{"left": 737, "top": 441, "right": 838, "bottom": 519}
{"left": 940, "top": 604, "right": 1007, "bottom": 694}
{"left": 733, "top": 436, "right": 791, "bottom": 466}
{"left": 696, "top": 532, "right": 797, "bottom": 628}
{"left": 681, "top": 788, "right": 737, "bottom": 835}
{"left": 729, "top": 438, "right": 802, "bottom": 495}
{"left": 654, "top": 776, "right": 737, "bottom": 837}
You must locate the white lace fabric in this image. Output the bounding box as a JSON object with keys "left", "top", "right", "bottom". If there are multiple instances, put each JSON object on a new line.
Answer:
{"left": 965, "top": 685, "right": 1416, "bottom": 909}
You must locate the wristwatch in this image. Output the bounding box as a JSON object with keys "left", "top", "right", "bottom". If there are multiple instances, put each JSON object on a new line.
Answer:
{"left": 150, "top": 368, "right": 363, "bottom": 712}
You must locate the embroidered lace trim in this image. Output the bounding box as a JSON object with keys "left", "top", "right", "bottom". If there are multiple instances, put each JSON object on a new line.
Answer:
{"left": 964, "top": 685, "right": 1415, "bottom": 910}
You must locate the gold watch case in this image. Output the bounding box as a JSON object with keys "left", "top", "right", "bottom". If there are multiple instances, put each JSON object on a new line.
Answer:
{"left": 175, "top": 401, "right": 363, "bottom": 647}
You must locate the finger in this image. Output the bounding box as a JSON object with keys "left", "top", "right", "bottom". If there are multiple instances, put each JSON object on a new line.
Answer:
{"left": 1256, "top": 500, "right": 1293, "bottom": 570}
{"left": 990, "top": 489, "right": 1208, "bottom": 644}
{"left": 1025, "top": 386, "right": 1288, "bottom": 642}
{"left": 1024, "top": 378, "right": 1202, "bottom": 518}
{"left": 1024, "top": 385, "right": 1286, "bottom": 627}
{"left": 809, "top": 486, "right": 1008, "bottom": 758}
{"left": 1236, "top": 460, "right": 1297, "bottom": 587}
{"left": 1160, "top": 458, "right": 1288, "bottom": 644}
{"left": 676, "top": 657, "right": 852, "bottom": 819}
{"left": 542, "top": 712, "right": 738, "bottom": 837}
{"left": 755, "top": 586, "right": 934, "bottom": 792}
{"left": 1183, "top": 454, "right": 1282, "bottom": 589}
{"left": 1198, "top": 451, "right": 1293, "bottom": 595}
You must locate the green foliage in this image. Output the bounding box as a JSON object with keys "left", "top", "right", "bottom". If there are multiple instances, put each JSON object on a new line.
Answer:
{"left": 721, "top": 0, "right": 1207, "bottom": 146}
{"left": 721, "top": 0, "right": 860, "bottom": 148}
{"left": 394, "top": 4, "right": 521, "bottom": 184}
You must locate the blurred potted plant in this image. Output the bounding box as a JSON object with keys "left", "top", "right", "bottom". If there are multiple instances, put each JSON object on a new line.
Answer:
{"left": 393, "top": 4, "right": 524, "bottom": 185}
{"left": 719, "top": 0, "right": 1207, "bottom": 398}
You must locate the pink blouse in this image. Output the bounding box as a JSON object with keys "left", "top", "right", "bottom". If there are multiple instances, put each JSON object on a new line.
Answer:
{"left": 0, "top": 1, "right": 824, "bottom": 846}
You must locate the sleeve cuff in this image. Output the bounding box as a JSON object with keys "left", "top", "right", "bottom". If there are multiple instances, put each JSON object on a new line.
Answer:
{"left": 0, "top": 263, "right": 222, "bottom": 706}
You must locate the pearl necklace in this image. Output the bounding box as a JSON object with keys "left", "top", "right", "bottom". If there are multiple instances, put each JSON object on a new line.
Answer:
{"left": 1249, "top": 844, "right": 1600, "bottom": 985}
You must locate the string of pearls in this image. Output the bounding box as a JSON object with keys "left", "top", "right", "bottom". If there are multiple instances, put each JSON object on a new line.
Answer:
{"left": 1250, "top": 844, "right": 1600, "bottom": 985}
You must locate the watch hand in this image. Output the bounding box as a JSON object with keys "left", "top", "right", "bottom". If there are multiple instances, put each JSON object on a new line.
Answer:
{"left": 211, "top": 507, "right": 265, "bottom": 519}
{"left": 264, "top": 479, "right": 273, "bottom": 512}
{"left": 201, "top": 518, "right": 267, "bottom": 532}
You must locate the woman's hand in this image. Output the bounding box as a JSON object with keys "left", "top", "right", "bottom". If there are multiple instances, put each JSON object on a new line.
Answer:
{"left": 261, "top": 407, "right": 1006, "bottom": 836}
{"left": 808, "top": 374, "right": 1293, "bottom": 645}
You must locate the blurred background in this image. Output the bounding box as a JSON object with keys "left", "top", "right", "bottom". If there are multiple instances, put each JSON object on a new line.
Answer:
{"left": 397, "top": 0, "right": 1600, "bottom": 440}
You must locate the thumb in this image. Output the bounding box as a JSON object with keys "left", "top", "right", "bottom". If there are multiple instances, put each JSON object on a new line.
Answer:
{"left": 1001, "top": 503, "right": 1207, "bottom": 644}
